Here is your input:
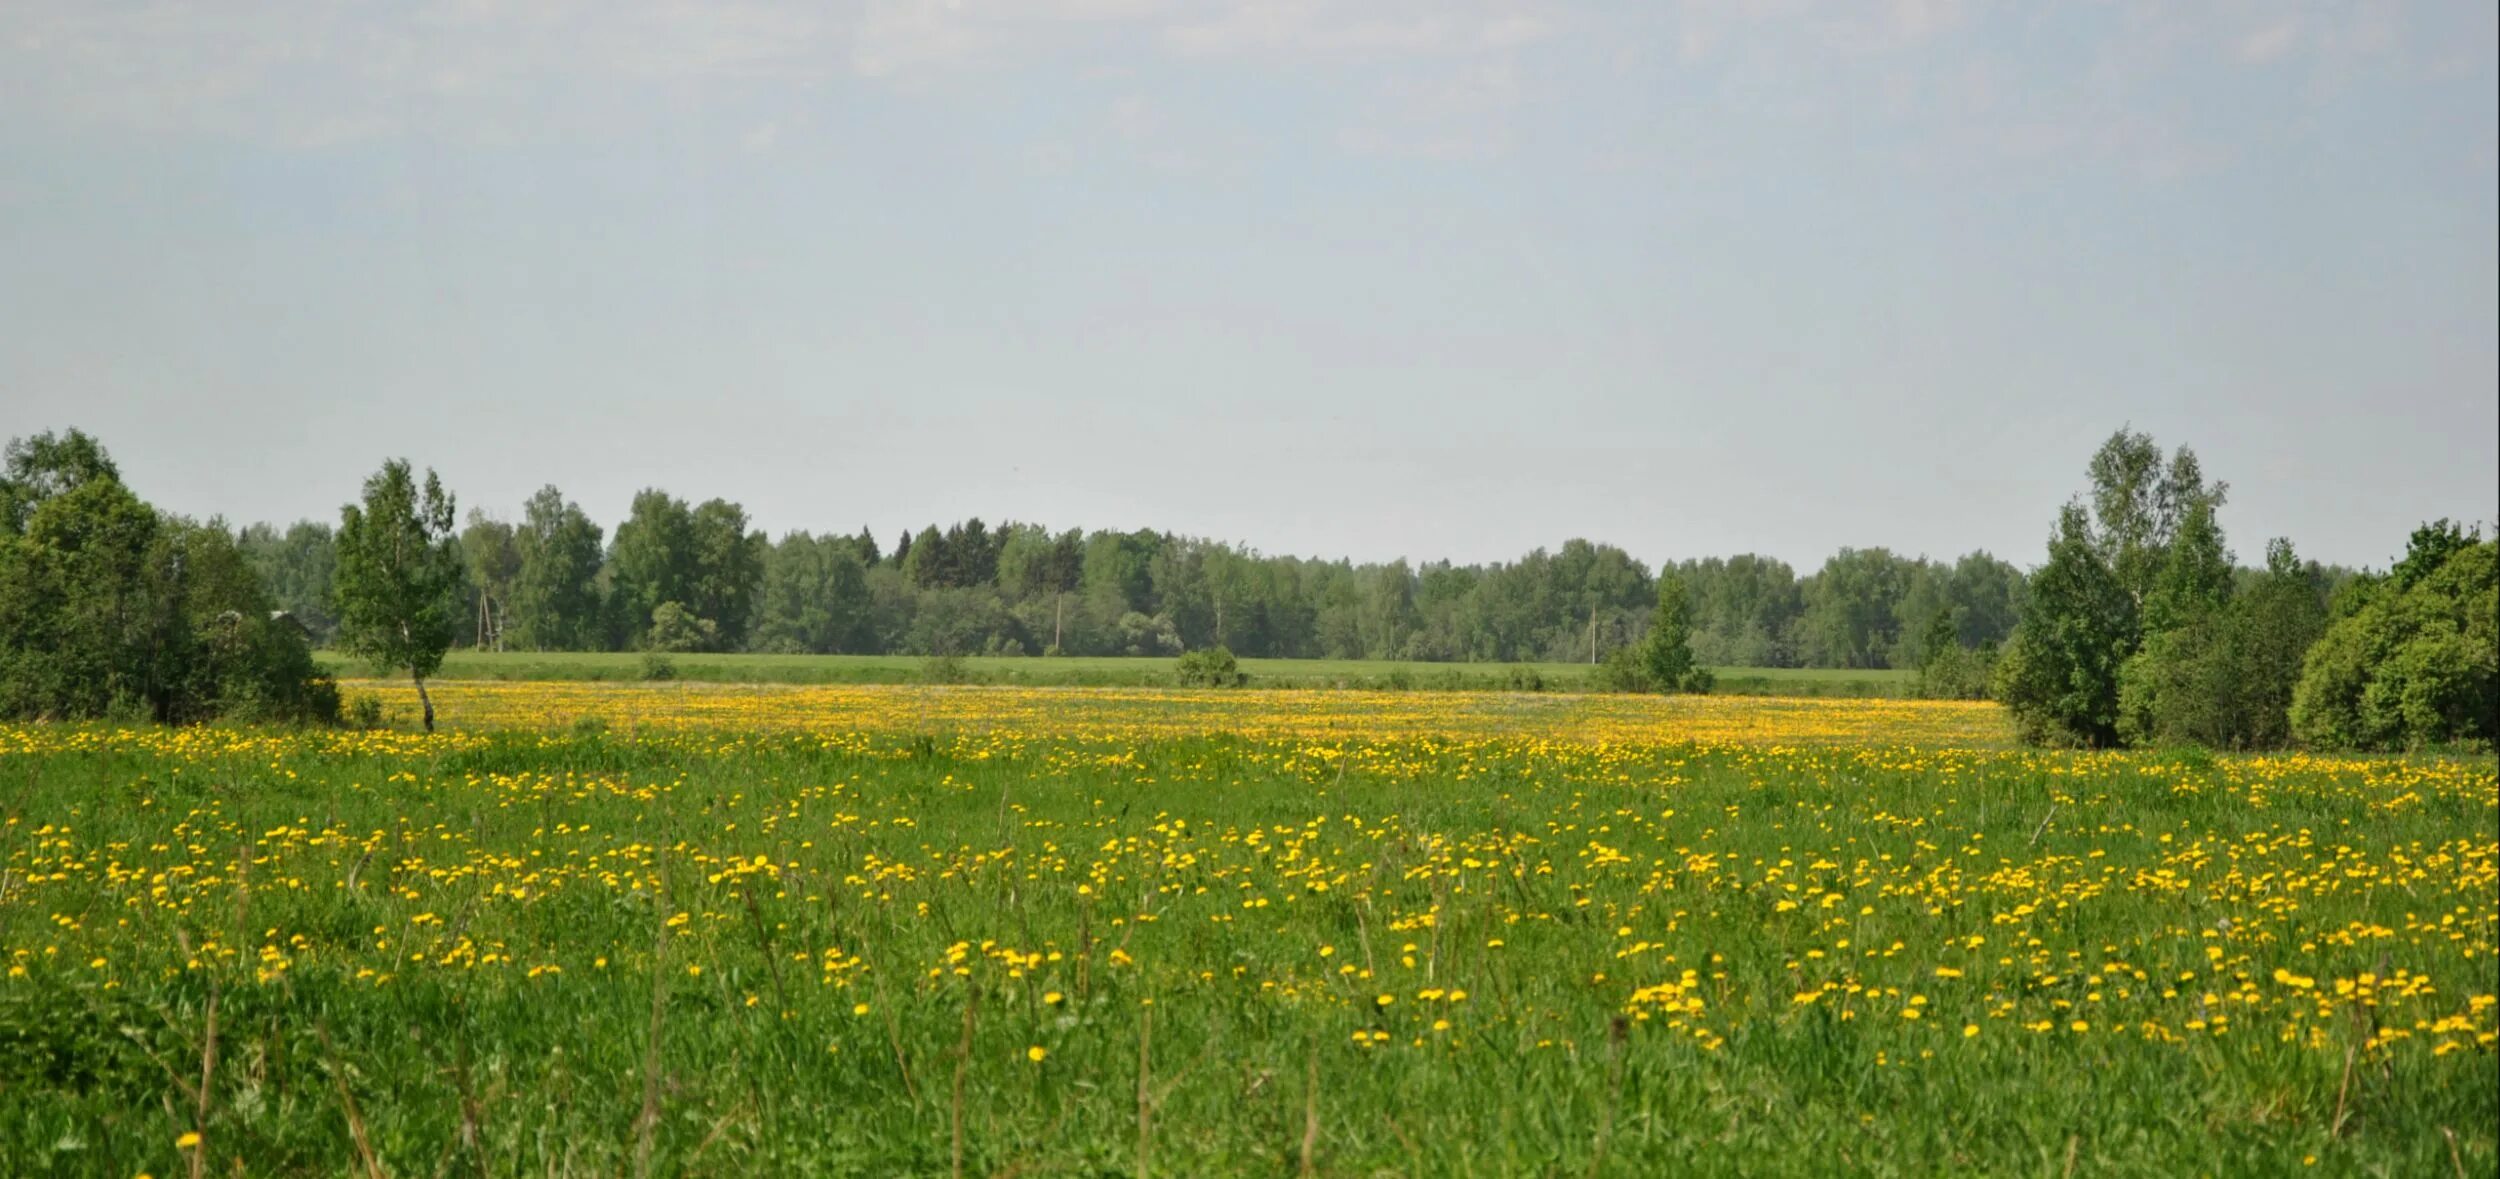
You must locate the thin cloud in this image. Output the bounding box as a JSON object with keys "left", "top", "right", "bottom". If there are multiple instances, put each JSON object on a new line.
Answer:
{"left": 1161, "top": 2, "right": 1553, "bottom": 60}
{"left": 2, "top": 0, "right": 842, "bottom": 144}
{"left": 2235, "top": 19, "right": 2301, "bottom": 64}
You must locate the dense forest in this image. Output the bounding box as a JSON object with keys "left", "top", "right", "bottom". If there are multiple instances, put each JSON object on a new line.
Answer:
{"left": 237, "top": 484, "right": 2038, "bottom": 670}
{"left": 2, "top": 426, "right": 2490, "bottom": 752}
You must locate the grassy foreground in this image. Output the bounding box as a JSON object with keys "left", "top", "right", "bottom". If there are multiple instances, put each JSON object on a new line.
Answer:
{"left": 314, "top": 650, "right": 1924, "bottom": 697}
{"left": 0, "top": 685, "right": 2492, "bottom": 1176}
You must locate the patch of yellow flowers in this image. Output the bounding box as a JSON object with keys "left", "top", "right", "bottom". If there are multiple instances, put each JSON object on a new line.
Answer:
{"left": 1, "top": 681, "right": 2492, "bottom": 1074}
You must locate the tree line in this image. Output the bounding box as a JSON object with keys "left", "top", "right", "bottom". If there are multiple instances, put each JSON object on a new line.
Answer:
{"left": 239, "top": 488, "right": 2035, "bottom": 672}
{"left": 1, "top": 426, "right": 2487, "bottom": 751}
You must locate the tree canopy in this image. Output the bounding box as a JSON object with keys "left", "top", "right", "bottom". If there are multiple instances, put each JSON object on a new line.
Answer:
{"left": 334, "top": 460, "right": 463, "bottom": 732}
{"left": 12, "top": 425, "right": 2479, "bottom": 755}
{"left": 0, "top": 431, "right": 337, "bottom": 724}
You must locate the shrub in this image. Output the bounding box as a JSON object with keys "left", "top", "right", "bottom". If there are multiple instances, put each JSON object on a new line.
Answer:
{"left": 639, "top": 652, "right": 678, "bottom": 682}
{"left": 1915, "top": 642, "right": 1996, "bottom": 701}
{"left": 345, "top": 693, "right": 384, "bottom": 729}
{"left": 1175, "top": 646, "right": 1247, "bottom": 688}
{"left": 645, "top": 602, "right": 717, "bottom": 654}
{"left": 1594, "top": 647, "right": 1654, "bottom": 693}
{"left": 2291, "top": 532, "right": 2495, "bottom": 751}
{"left": 921, "top": 653, "right": 971, "bottom": 685}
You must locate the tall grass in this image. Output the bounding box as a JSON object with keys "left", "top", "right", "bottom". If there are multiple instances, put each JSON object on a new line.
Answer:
{"left": 0, "top": 704, "right": 2489, "bottom": 1175}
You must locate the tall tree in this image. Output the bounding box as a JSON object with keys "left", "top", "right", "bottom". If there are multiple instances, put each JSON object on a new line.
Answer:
{"left": 2086, "top": 428, "right": 2225, "bottom": 606}
{"left": 1361, "top": 559, "right": 1420, "bottom": 659}
{"left": 334, "top": 460, "right": 463, "bottom": 732}
{"left": 0, "top": 428, "right": 121, "bottom": 536}
{"left": 947, "top": 518, "right": 999, "bottom": 588}
{"left": 2139, "top": 496, "right": 2233, "bottom": 638}
{"left": 608, "top": 490, "right": 696, "bottom": 648}
{"left": 900, "top": 524, "right": 946, "bottom": 589}
{"left": 2229, "top": 539, "right": 2331, "bottom": 748}
{"left": 1943, "top": 552, "right": 2025, "bottom": 648}
{"left": 0, "top": 467, "right": 165, "bottom": 717}
{"left": 2000, "top": 505, "right": 2133, "bottom": 746}
{"left": 1559, "top": 539, "right": 1649, "bottom": 664}
{"left": 1680, "top": 555, "right": 1804, "bottom": 668}
{"left": 1801, "top": 548, "right": 1911, "bottom": 669}
{"left": 752, "top": 532, "right": 872, "bottom": 654}
{"left": 460, "top": 511, "right": 521, "bottom": 651}
{"left": 686, "top": 499, "right": 765, "bottom": 649}
{"left": 510, "top": 486, "right": 606, "bottom": 651}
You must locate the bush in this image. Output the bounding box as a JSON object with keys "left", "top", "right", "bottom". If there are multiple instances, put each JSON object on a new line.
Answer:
{"left": 345, "top": 693, "right": 384, "bottom": 729}
{"left": 1175, "top": 646, "right": 1247, "bottom": 688}
{"left": 645, "top": 602, "right": 717, "bottom": 654}
{"left": 2290, "top": 533, "right": 2496, "bottom": 751}
{"left": 1915, "top": 642, "right": 1997, "bottom": 701}
{"left": 1598, "top": 645, "right": 1712, "bottom": 694}
{"left": 921, "top": 653, "right": 971, "bottom": 685}
{"left": 639, "top": 652, "right": 678, "bottom": 682}
{"left": 1117, "top": 612, "right": 1183, "bottom": 657}
{"left": 195, "top": 608, "right": 342, "bottom": 724}
{"left": 1594, "top": 647, "right": 1654, "bottom": 693}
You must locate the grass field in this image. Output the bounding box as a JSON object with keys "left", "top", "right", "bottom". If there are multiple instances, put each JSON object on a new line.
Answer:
{"left": 314, "top": 650, "right": 1925, "bottom": 697}
{"left": 2, "top": 684, "right": 2492, "bottom": 1176}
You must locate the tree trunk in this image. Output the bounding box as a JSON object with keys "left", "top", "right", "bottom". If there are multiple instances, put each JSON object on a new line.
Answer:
{"left": 1589, "top": 601, "right": 1598, "bottom": 664}
{"left": 1053, "top": 594, "right": 1064, "bottom": 652}
{"left": 412, "top": 670, "right": 435, "bottom": 734}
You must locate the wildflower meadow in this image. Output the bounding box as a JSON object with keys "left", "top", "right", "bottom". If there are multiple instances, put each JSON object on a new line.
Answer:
{"left": 1, "top": 684, "right": 2491, "bottom": 1175}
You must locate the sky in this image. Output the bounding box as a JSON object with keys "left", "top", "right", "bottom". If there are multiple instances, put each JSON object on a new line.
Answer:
{"left": 1, "top": 0, "right": 2493, "bottom": 574}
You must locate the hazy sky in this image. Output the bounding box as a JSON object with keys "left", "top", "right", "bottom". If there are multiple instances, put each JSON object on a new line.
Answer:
{"left": 3, "top": 1, "right": 2493, "bottom": 573}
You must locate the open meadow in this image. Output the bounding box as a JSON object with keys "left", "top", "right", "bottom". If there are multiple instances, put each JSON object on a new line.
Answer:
{"left": 2, "top": 683, "right": 2493, "bottom": 1176}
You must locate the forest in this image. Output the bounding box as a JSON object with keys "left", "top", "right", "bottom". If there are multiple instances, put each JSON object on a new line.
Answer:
{"left": 0, "top": 426, "right": 2489, "bottom": 752}
{"left": 238, "top": 477, "right": 2035, "bottom": 669}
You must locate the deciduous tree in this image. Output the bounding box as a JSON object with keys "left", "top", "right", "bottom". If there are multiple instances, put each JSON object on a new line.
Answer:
{"left": 335, "top": 460, "right": 463, "bottom": 731}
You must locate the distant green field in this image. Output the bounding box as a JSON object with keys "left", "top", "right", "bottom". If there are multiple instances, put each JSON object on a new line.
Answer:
{"left": 314, "top": 650, "right": 1921, "bottom": 697}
